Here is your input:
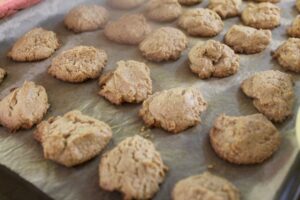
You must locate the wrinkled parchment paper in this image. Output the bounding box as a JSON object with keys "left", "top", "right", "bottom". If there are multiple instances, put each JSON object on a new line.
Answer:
{"left": 0, "top": 0, "right": 299, "bottom": 199}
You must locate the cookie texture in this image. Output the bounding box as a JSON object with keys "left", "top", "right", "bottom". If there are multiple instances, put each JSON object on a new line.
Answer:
{"left": 34, "top": 110, "right": 112, "bottom": 167}
{"left": 210, "top": 114, "right": 281, "bottom": 164}
{"left": 0, "top": 81, "right": 49, "bottom": 132}
{"left": 99, "top": 135, "right": 168, "bottom": 200}
{"left": 8, "top": 28, "right": 59, "bottom": 62}
{"left": 145, "top": 0, "right": 182, "bottom": 22}
{"left": 241, "top": 70, "right": 294, "bottom": 122}
{"left": 104, "top": 14, "right": 151, "bottom": 45}
{"left": 188, "top": 40, "right": 239, "bottom": 79}
{"left": 172, "top": 172, "right": 240, "bottom": 200}
{"left": 287, "top": 16, "right": 300, "bottom": 37}
{"left": 0, "top": 68, "right": 7, "bottom": 85}
{"left": 64, "top": 5, "right": 109, "bottom": 33}
{"left": 139, "top": 87, "right": 207, "bottom": 133}
{"left": 99, "top": 60, "right": 152, "bottom": 105}
{"left": 139, "top": 27, "right": 188, "bottom": 62}
{"left": 273, "top": 38, "right": 300, "bottom": 73}
{"left": 224, "top": 25, "right": 272, "bottom": 54}
{"left": 49, "top": 46, "right": 107, "bottom": 83}
{"left": 241, "top": 3, "right": 280, "bottom": 29}
{"left": 108, "top": 0, "right": 146, "bottom": 9}
{"left": 178, "top": 0, "right": 201, "bottom": 5}
{"left": 208, "top": 0, "right": 241, "bottom": 19}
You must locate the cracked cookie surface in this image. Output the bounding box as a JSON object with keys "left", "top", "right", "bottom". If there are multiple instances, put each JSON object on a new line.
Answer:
{"left": 34, "top": 110, "right": 112, "bottom": 167}
{"left": 99, "top": 135, "right": 167, "bottom": 200}
{"left": 208, "top": 0, "right": 241, "bottom": 19}
{"left": 188, "top": 40, "right": 239, "bottom": 79}
{"left": 99, "top": 60, "right": 152, "bottom": 105}
{"left": 8, "top": 28, "right": 59, "bottom": 61}
{"left": 48, "top": 46, "right": 107, "bottom": 83}
{"left": 241, "top": 70, "right": 294, "bottom": 122}
{"left": 139, "top": 87, "right": 207, "bottom": 133}
{"left": 145, "top": 0, "right": 182, "bottom": 22}
{"left": 0, "top": 81, "right": 49, "bottom": 132}
{"left": 210, "top": 114, "right": 281, "bottom": 164}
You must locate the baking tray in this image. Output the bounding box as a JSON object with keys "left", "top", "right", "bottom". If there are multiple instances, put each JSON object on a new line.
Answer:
{"left": 0, "top": 0, "right": 299, "bottom": 199}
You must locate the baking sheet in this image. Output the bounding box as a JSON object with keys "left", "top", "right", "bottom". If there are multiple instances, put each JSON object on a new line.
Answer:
{"left": 0, "top": 0, "right": 299, "bottom": 199}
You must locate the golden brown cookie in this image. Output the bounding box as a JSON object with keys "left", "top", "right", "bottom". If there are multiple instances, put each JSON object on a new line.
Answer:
{"left": 104, "top": 14, "right": 151, "bottom": 45}
{"left": 210, "top": 114, "right": 281, "bottom": 164}
{"left": 34, "top": 110, "right": 112, "bottom": 167}
{"left": 145, "top": 0, "right": 182, "bottom": 22}
{"left": 0, "top": 68, "right": 7, "bottom": 85}
{"left": 99, "top": 60, "right": 152, "bottom": 105}
{"left": 64, "top": 4, "right": 109, "bottom": 33}
{"left": 241, "top": 70, "right": 294, "bottom": 122}
{"left": 287, "top": 16, "right": 300, "bottom": 37}
{"left": 99, "top": 135, "right": 168, "bottom": 200}
{"left": 8, "top": 28, "right": 59, "bottom": 62}
{"left": 49, "top": 46, "right": 107, "bottom": 83}
{"left": 241, "top": 2, "right": 280, "bottom": 29}
{"left": 172, "top": 172, "right": 240, "bottom": 200}
{"left": 139, "top": 87, "right": 207, "bottom": 133}
{"left": 108, "top": 0, "right": 146, "bottom": 9}
{"left": 178, "top": 0, "right": 202, "bottom": 5}
{"left": 273, "top": 38, "right": 300, "bottom": 73}
{"left": 224, "top": 25, "right": 272, "bottom": 54}
{"left": 208, "top": 0, "right": 241, "bottom": 19}
{"left": 0, "top": 81, "right": 49, "bottom": 132}
{"left": 139, "top": 27, "right": 188, "bottom": 62}
{"left": 178, "top": 8, "right": 223, "bottom": 37}
{"left": 188, "top": 40, "right": 239, "bottom": 79}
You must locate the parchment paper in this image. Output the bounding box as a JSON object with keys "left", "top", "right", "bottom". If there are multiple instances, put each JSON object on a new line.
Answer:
{"left": 0, "top": 0, "right": 299, "bottom": 199}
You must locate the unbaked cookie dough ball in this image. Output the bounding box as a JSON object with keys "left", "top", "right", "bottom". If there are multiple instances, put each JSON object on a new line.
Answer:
{"left": 188, "top": 40, "right": 239, "bottom": 79}
{"left": 99, "top": 60, "right": 152, "bottom": 105}
{"left": 0, "top": 68, "right": 7, "bottom": 85}
{"left": 48, "top": 46, "right": 107, "bottom": 83}
{"left": 178, "top": 8, "right": 223, "bottom": 37}
{"left": 172, "top": 172, "right": 240, "bottom": 200}
{"left": 139, "top": 27, "right": 188, "bottom": 62}
{"left": 273, "top": 38, "right": 300, "bottom": 73}
{"left": 241, "top": 2, "right": 280, "bottom": 29}
{"left": 178, "top": 0, "right": 202, "bottom": 6}
{"left": 99, "top": 135, "right": 168, "bottom": 200}
{"left": 0, "top": 81, "right": 49, "bottom": 132}
{"left": 64, "top": 5, "right": 109, "bottom": 33}
{"left": 208, "top": 0, "right": 241, "bottom": 19}
{"left": 287, "top": 16, "right": 300, "bottom": 37}
{"left": 224, "top": 25, "right": 272, "bottom": 54}
{"left": 108, "top": 0, "right": 146, "bottom": 9}
{"left": 104, "top": 14, "right": 151, "bottom": 45}
{"left": 34, "top": 110, "right": 112, "bottom": 167}
{"left": 139, "top": 87, "right": 207, "bottom": 133}
{"left": 210, "top": 114, "right": 281, "bottom": 164}
{"left": 241, "top": 70, "right": 294, "bottom": 122}
{"left": 8, "top": 28, "right": 59, "bottom": 62}
{"left": 145, "top": 0, "right": 182, "bottom": 22}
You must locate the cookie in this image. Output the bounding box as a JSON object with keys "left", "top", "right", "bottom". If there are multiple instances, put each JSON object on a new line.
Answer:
{"left": 172, "top": 172, "right": 240, "bottom": 200}
{"left": 139, "top": 87, "right": 207, "bottom": 133}
{"left": 241, "top": 70, "right": 294, "bottom": 122}
{"left": 208, "top": 0, "right": 241, "bottom": 19}
{"left": 48, "top": 46, "right": 107, "bottom": 83}
{"left": 99, "top": 135, "right": 167, "bottom": 200}
{"left": 224, "top": 25, "right": 272, "bottom": 54}
{"left": 178, "top": 8, "right": 223, "bottom": 37}
{"left": 297, "top": 0, "right": 300, "bottom": 12}
{"left": 64, "top": 5, "right": 109, "bottom": 33}
{"left": 104, "top": 14, "right": 151, "bottom": 45}
{"left": 99, "top": 60, "right": 152, "bottom": 105}
{"left": 0, "top": 68, "right": 7, "bottom": 85}
{"left": 0, "top": 81, "right": 49, "bottom": 132}
{"left": 273, "top": 38, "right": 300, "bottom": 73}
{"left": 287, "top": 16, "right": 300, "bottom": 37}
{"left": 139, "top": 27, "right": 188, "bottom": 62}
{"left": 178, "top": 0, "right": 202, "bottom": 5}
{"left": 210, "top": 114, "right": 281, "bottom": 164}
{"left": 145, "top": 0, "right": 182, "bottom": 22}
{"left": 108, "top": 0, "right": 146, "bottom": 9}
{"left": 8, "top": 28, "right": 59, "bottom": 62}
{"left": 188, "top": 40, "right": 239, "bottom": 79}
{"left": 34, "top": 110, "right": 112, "bottom": 167}
{"left": 241, "top": 3, "right": 280, "bottom": 29}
